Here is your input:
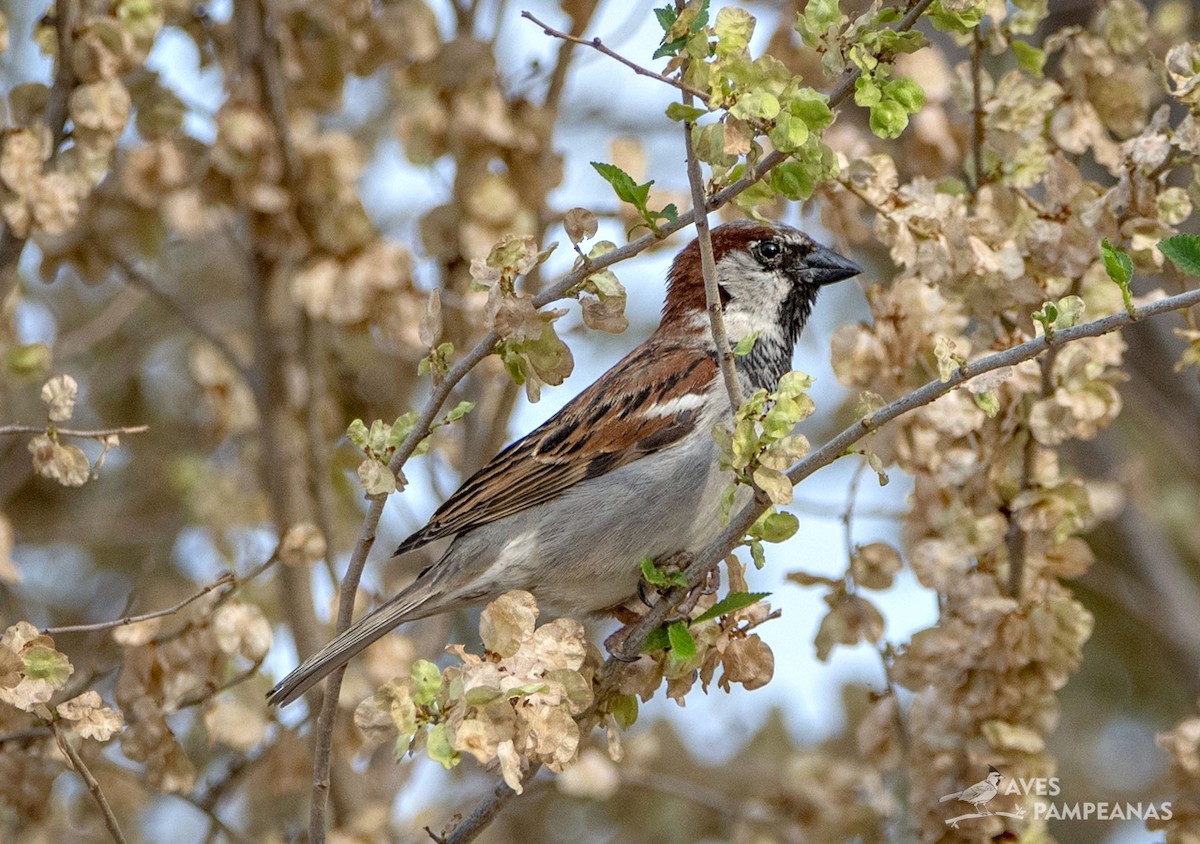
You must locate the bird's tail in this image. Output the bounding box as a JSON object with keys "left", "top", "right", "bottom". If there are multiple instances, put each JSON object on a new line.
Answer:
{"left": 939, "top": 793, "right": 961, "bottom": 802}
{"left": 267, "top": 586, "right": 437, "bottom": 707}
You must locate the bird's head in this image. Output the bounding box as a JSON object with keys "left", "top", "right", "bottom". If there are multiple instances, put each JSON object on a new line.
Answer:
{"left": 661, "top": 219, "right": 861, "bottom": 391}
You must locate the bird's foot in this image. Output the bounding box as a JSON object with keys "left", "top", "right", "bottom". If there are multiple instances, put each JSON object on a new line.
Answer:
{"left": 663, "top": 567, "right": 718, "bottom": 623}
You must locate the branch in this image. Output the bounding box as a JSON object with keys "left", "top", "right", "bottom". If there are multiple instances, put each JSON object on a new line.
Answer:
{"left": 609, "top": 285, "right": 1200, "bottom": 659}
{"left": 0, "top": 424, "right": 149, "bottom": 439}
{"left": 521, "top": 11, "right": 709, "bottom": 101}
{"left": 970, "top": 26, "right": 985, "bottom": 194}
{"left": 43, "top": 571, "right": 234, "bottom": 635}
{"left": 0, "top": 0, "right": 80, "bottom": 302}
{"left": 440, "top": 770, "right": 532, "bottom": 844}
{"left": 52, "top": 723, "right": 128, "bottom": 844}
{"left": 682, "top": 100, "right": 742, "bottom": 411}
{"left": 308, "top": 332, "right": 500, "bottom": 838}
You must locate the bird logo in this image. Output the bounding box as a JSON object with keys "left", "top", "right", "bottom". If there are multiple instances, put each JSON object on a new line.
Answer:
{"left": 940, "top": 766, "right": 1003, "bottom": 815}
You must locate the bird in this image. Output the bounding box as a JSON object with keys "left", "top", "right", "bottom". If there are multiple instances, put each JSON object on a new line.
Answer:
{"left": 268, "top": 219, "right": 861, "bottom": 707}
{"left": 940, "top": 766, "right": 1003, "bottom": 814}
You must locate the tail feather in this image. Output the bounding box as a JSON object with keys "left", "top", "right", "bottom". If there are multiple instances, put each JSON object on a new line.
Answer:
{"left": 267, "top": 588, "right": 436, "bottom": 707}
{"left": 939, "top": 792, "right": 961, "bottom": 802}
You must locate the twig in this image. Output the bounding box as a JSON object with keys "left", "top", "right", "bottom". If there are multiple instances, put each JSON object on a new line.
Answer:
{"left": 608, "top": 284, "right": 1200, "bottom": 659}
{"left": 43, "top": 571, "right": 235, "bottom": 635}
{"left": 521, "top": 11, "right": 709, "bottom": 101}
{"left": 0, "top": 0, "right": 79, "bottom": 303}
{"left": 52, "top": 722, "right": 128, "bottom": 844}
{"left": 442, "top": 769, "right": 531, "bottom": 844}
{"left": 307, "top": 331, "right": 500, "bottom": 836}
{"left": 0, "top": 726, "right": 52, "bottom": 744}
{"left": 683, "top": 99, "right": 742, "bottom": 411}
{"left": 0, "top": 424, "right": 149, "bottom": 439}
{"left": 970, "top": 26, "right": 984, "bottom": 194}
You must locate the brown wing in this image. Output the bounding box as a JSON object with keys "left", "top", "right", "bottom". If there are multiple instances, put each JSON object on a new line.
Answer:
{"left": 395, "top": 338, "right": 717, "bottom": 554}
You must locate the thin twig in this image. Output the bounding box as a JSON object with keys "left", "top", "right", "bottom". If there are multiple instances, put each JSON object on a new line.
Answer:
{"left": 521, "top": 11, "right": 709, "bottom": 101}
{"left": 0, "top": 726, "right": 52, "bottom": 744}
{"left": 608, "top": 284, "right": 1200, "bottom": 660}
{"left": 52, "top": 723, "right": 129, "bottom": 844}
{"left": 43, "top": 571, "right": 235, "bottom": 635}
{"left": 683, "top": 100, "right": 742, "bottom": 411}
{"left": 442, "top": 769, "right": 532, "bottom": 844}
{"left": 308, "top": 332, "right": 500, "bottom": 836}
{"left": 0, "top": 424, "right": 149, "bottom": 438}
{"left": 970, "top": 26, "right": 984, "bottom": 194}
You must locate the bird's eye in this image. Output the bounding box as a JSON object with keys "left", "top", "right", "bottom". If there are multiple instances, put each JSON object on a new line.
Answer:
{"left": 754, "top": 240, "right": 782, "bottom": 264}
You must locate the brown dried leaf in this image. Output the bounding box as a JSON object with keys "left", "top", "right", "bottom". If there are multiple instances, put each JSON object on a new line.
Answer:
{"left": 27, "top": 434, "right": 90, "bottom": 487}
{"left": 40, "top": 374, "right": 77, "bottom": 422}
{"left": 479, "top": 591, "right": 538, "bottom": 657}
{"left": 852, "top": 542, "right": 902, "bottom": 590}
{"left": 212, "top": 602, "right": 272, "bottom": 661}
{"left": 56, "top": 691, "right": 124, "bottom": 741}
{"left": 278, "top": 522, "right": 326, "bottom": 568}
{"left": 563, "top": 207, "right": 597, "bottom": 244}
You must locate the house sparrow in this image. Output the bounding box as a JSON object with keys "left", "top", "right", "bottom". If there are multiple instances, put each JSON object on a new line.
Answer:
{"left": 940, "top": 767, "right": 1003, "bottom": 814}
{"left": 268, "top": 219, "right": 860, "bottom": 706}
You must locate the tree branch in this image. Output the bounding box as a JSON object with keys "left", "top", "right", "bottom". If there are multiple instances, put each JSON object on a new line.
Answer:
{"left": 610, "top": 284, "right": 1200, "bottom": 658}
{"left": 440, "top": 769, "right": 532, "bottom": 844}
{"left": 43, "top": 571, "right": 235, "bottom": 635}
{"left": 0, "top": 424, "right": 149, "bottom": 439}
{"left": 521, "top": 11, "right": 709, "bottom": 101}
{"left": 0, "top": 0, "right": 80, "bottom": 303}
{"left": 52, "top": 723, "right": 128, "bottom": 844}
{"left": 683, "top": 103, "right": 742, "bottom": 411}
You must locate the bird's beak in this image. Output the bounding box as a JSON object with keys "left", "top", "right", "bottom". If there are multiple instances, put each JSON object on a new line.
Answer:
{"left": 805, "top": 243, "right": 862, "bottom": 286}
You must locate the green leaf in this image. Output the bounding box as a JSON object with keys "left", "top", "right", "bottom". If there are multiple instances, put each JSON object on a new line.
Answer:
{"left": 444, "top": 400, "right": 474, "bottom": 422}
{"left": 868, "top": 99, "right": 910, "bottom": 139}
{"left": 692, "top": 591, "right": 771, "bottom": 623}
{"left": 609, "top": 694, "right": 639, "bottom": 729}
{"left": 640, "top": 557, "right": 689, "bottom": 588}
{"left": 653, "top": 4, "right": 677, "bottom": 32}
{"left": 755, "top": 510, "right": 799, "bottom": 543}
{"left": 1101, "top": 238, "right": 1133, "bottom": 285}
{"left": 733, "top": 331, "right": 760, "bottom": 356}
{"left": 667, "top": 620, "right": 698, "bottom": 659}
{"left": 642, "top": 626, "right": 670, "bottom": 652}
{"left": 1101, "top": 237, "right": 1135, "bottom": 315}
{"left": 1012, "top": 40, "right": 1046, "bottom": 76}
{"left": 665, "top": 102, "right": 706, "bottom": 123}
{"left": 346, "top": 418, "right": 369, "bottom": 448}
{"left": 713, "top": 7, "right": 755, "bottom": 57}
{"left": 853, "top": 76, "right": 882, "bottom": 107}
{"left": 973, "top": 390, "right": 1000, "bottom": 417}
{"left": 770, "top": 160, "right": 817, "bottom": 200}
{"left": 794, "top": 0, "right": 842, "bottom": 47}
{"left": 928, "top": 0, "right": 986, "bottom": 33}
{"left": 1159, "top": 234, "right": 1200, "bottom": 277}
{"left": 410, "top": 659, "right": 442, "bottom": 706}
{"left": 23, "top": 645, "right": 71, "bottom": 686}
{"left": 591, "top": 162, "right": 652, "bottom": 212}
{"left": 426, "top": 723, "right": 460, "bottom": 770}
{"left": 730, "top": 91, "right": 781, "bottom": 121}
{"left": 883, "top": 78, "right": 925, "bottom": 113}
